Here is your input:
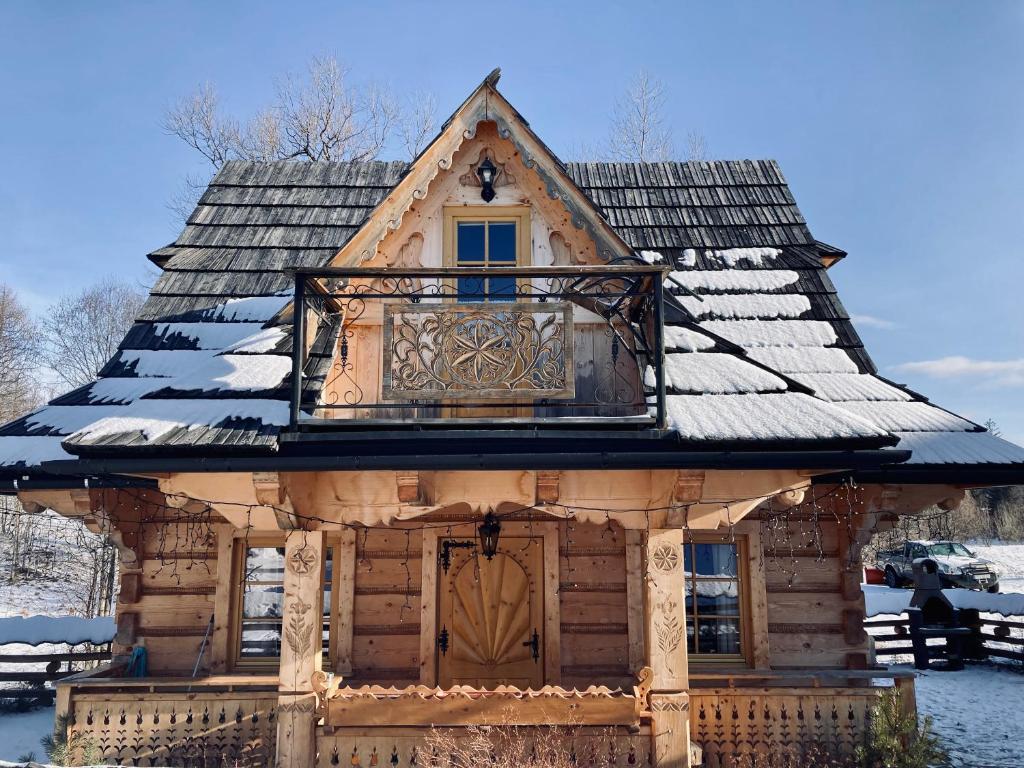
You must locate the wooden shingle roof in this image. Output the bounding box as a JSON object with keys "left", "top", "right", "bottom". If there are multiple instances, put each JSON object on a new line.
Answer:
{"left": 0, "top": 157, "right": 1020, "bottom": 474}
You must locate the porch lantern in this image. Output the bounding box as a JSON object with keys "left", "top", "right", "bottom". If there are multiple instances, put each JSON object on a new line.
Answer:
{"left": 476, "top": 156, "right": 497, "bottom": 202}
{"left": 478, "top": 512, "right": 502, "bottom": 559}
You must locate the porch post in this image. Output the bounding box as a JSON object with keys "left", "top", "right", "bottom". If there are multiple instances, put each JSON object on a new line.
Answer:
{"left": 276, "top": 530, "right": 325, "bottom": 768}
{"left": 644, "top": 528, "right": 691, "bottom": 768}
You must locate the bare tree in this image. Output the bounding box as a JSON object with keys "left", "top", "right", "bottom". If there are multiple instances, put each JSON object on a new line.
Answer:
{"left": 399, "top": 91, "right": 438, "bottom": 159}
{"left": 685, "top": 130, "right": 708, "bottom": 162}
{"left": 606, "top": 70, "right": 675, "bottom": 162}
{"left": 164, "top": 56, "right": 441, "bottom": 217}
{"left": 0, "top": 284, "right": 41, "bottom": 422}
{"left": 40, "top": 278, "right": 145, "bottom": 389}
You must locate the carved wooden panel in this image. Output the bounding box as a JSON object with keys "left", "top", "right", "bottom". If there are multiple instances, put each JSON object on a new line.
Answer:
{"left": 689, "top": 689, "right": 878, "bottom": 766}
{"left": 68, "top": 692, "right": 277, "bottom": 767}
{"left": 382, "top": 302, "right": 574, "bottom": 400}
{"left": 315, "top": 727, "right": 651, "bottom": 768}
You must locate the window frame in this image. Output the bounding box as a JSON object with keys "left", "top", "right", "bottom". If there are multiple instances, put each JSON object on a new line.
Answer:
{"left": 683, "top": 534, "right": 754, "bottom": 665}
{"left": 228, "top": 533, "right": 342, "bottom": 672}
{"left": 442, "top": 206, "right": 532, "bottom": 299}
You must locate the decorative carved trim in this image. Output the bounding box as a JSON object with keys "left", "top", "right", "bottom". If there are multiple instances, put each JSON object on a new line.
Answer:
{"left": 650, "top": 697, "right": 689, "bottom": 712}
{"left": 286, "top": 546, "right": 319, "bottom": 576}
{"left": 284, "top": 596, "right": 315, "bottom": 656}
{"left": 558, "top": 582, "right": 626, "bottom": 593}
{"left": 396, "top": 471, "right": 422, "bottom": 504}
{"left": 650, "top": 544, "right": 680, "bottom": 573}
{"left": 672, "top": 470, "right": 705, "bottom": 503}
{"left": 536, "top": 470, "right": 560, "bottom": 504}
{"left": 560, "top": 623, "right": 630, "bottom": 635}
{"left": 458, "top": 148, "right": 516, "bottom": 189}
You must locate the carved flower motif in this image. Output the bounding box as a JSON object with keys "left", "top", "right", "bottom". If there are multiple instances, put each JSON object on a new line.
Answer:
{"left": 287, "top": 546, "right": 319, "bottom": 575}
{"left": 651, "top": 544, "right": 680, "bottom": 573}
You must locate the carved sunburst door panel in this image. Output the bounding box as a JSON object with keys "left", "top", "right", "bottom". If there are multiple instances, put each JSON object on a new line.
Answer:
{"left": 438, "top": 538, "right": 544, "bottom": 689}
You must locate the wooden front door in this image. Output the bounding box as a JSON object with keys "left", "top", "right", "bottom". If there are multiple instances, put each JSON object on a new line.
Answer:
{"left": 437, "top": 537, "right": 544, "bottom": 689}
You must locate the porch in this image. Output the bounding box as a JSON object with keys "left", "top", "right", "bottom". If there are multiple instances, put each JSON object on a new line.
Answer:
{"left": 56, "top": 667, "right": 913, "bottom": 767}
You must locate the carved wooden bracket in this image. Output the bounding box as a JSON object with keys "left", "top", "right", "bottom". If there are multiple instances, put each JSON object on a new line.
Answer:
{"left": 632, "top": 666, "right": 653, "bottom": 715}
{"left": 396, "top": 471, "right": 422, "bottom": 504}
{"left": 253, "top": 472, "right": 301, "bottom": 529}
{"left": 536, "top": 470, "right": 561, "bottom": 504}
{"left": 459, "top": 148, "right": 516, "bottom": 190}
{"left": 773, "top": 487, "right": 806, "bottom": 510}
{"left": 672, "top": 470, "right": 705, "bottom": 504}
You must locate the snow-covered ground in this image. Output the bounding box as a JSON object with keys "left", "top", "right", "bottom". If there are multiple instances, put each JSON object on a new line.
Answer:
{"left": 914, "top": 663, "right": 1024, "bottom": 768}
{"left": 0, "top": 706, "right": 55, "bottom": 762}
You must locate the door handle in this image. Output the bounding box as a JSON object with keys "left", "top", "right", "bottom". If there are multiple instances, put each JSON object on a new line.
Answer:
{"left": 522, "top": 629, "right": 540, "bottom": 663}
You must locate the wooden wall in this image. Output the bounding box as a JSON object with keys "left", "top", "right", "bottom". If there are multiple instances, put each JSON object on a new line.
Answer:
{"left": 558, "top": 521, "right": 632, "bottom": 689}
{"left": 754, "top": 513, "right": 869, "bottom": 670}
{"left": 116, "top": 520, "right": 219, "bottom": 676}
{"left": 349, "top": 527, "right": 423, "bottom": 685}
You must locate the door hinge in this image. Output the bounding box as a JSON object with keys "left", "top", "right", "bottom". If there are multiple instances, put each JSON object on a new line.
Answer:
{"left": 438, "top": 625, "right": 449, "bottom": 656}
{"left": 523, "top": 628, "right": 540, "bottom": 663}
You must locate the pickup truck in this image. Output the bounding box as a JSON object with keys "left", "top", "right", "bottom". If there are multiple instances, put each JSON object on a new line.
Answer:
{"left": 877, "top": 540, "right": 1000, "bottom": 592}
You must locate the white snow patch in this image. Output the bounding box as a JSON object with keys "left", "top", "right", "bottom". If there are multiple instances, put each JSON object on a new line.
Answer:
{"left": 639, "top": 250, "right": 663, "bottom": 263}
{"left": 79, "top": 377, "right": 174, "bottom": 404}
{"left": 863, "top": 584, "right": 1024, "bottom": 617}
{"left": 113, "top": 350, "right": 219, "bottom": 378}
{"left": 896, "top": 431, "right": 1024, "bottom": 465}
{"left": 23, "top": 406, "right": 125, "bottom": 436}
{"left": 163, "top": 354, "right": 291, "bottom": 393}
{"left": 677, "top": 293, "right": 811, "bottom": 320}
{"left": 0, "top": 615, "right": 115, "bottom": 646}
{"left": 68, "top": 399, "right": 290, "bottom": 444}
{"left": 0, "top": 707, "right": 59, "bottom": 763}
{"left": 226, "top": 326, "right": 288, "bottom": 354}
{"left": 664, "top": 392, "right": 886, "bottom": 441}
{"left": 700, "top": 320, "right": 838, "bottom": 348}
{"left": 708, "top": 247, "right": 782, "bottom": 268}
{"left": 0, "top": 436, "right": 73, "bottom": 468}
{"left": 202, "top": 294, "right": 290, "bottom": 323}
{"left": 793, "top": 373, "right": 912, "bottom": 403}
{"left": 746, "top": 346, "right": 860, "bottom": 374}
{"left": 680, "top": 249, "right": 698, "bottom": 267}
{"left": 660, "top": 353, "right": 787, "bottom": 394}
{"left": 670, "top": 270, "right": 799, "bottom": 293}
{"left": 837, "top": 402, "right": 976, "bottom": 433}
{"left": 150, "top": 322, "right": 270, "bottom": 350}
{"left": 664, "top": 326, "right": 716, "bottom": 352}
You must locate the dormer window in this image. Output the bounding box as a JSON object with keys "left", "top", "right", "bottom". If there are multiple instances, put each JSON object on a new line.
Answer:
{"left": 444, "top": 206, "right": 530, "bottom": 302}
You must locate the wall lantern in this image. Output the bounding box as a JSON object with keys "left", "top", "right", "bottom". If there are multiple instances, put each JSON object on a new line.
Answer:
{"left": 476, "top": 156, "right": 497, "bottom": 202}
{"left": 478, "top": 512, "right": 502, "bottom": 559}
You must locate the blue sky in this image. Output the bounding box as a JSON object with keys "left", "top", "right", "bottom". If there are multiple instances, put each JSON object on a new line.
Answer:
{"left": 1, "top": 1, "right": 1022, "bottom": 441}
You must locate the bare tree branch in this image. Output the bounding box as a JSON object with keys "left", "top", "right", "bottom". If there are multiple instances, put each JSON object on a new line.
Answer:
{"left": 399, "top": 91, "right": 438, "bottom": 160}
{"left": 162, "top": 83, "right": 239, "bottom": 169}
{"left": 685, "top": 130, "right": 708, "bottom": 162}
{"left": 40, "top": 278, "right": 145, "bottom": 389}
{"left": 605, "top": 70, "right": 675, "bottom": 162}
{"left": 0, "top": 285, "right": 41, "bottom": 422}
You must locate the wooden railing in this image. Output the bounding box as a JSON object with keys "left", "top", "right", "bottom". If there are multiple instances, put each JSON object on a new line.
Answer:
{"left": 688, "top": 671, "right": 915, "bottom": 767}
{"left": 866, "top": 614, "right": 1024, "bottom": 662}
{"left": 57, "top": 670, "right": 278, "bottom": 768}
{"left": 0, "top": 642, "right": 112, "bottom": 703}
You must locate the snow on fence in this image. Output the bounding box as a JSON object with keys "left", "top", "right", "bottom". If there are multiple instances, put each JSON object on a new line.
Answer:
{"left": 863, "top": 586, "right": 1024, "bottom": 665}
{"left": 0, "top": 615, "right": 114, "bottom": 701}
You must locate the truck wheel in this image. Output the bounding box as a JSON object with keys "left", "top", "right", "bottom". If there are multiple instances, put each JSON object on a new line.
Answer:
{"left": 988, "top": 584, "right": 1000, "bottom": 594}
{"left": 884, "top": 567, "right": 901, "bottom": 589}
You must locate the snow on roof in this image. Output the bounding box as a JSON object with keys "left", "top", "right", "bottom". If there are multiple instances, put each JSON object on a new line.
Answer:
{"left": 663, "top": 325, "right": 717, "bottom": 352}
{"left": 791, "top": 373, "right": 912, "bottom": 403}
{"left": 0, "top": 615, "right": 115, "bottom": 646}
{"left": 150, "top": 321, "right": 271, "bottom": 350}
{"left": 0, "top": 435, "right": 74, "bottom": 467}
{"left": 746, "top": 347, "right": 861, "bottom": 375}
{"left": 700, "top": 320, "right": 838, "bottom": 348}
{"left": 896, "top": 431, "right": 1024, "bottom": 465}
{"left": 676, "top": 293, "right": 811, "bottom": 320}
{"left": 659, "top": 353, "right": 788, "bottom": 395}
{"left": 664, "top": 392, "right": 887, "bottom": 442}
{"left": 66, "top": 398, "right": 290, "bottom": 446}
{"left": 669, "top": 270, "right": 799, "bottom": 293}
{"left": 157, "top": 353, "right": 291, "bottom": 394}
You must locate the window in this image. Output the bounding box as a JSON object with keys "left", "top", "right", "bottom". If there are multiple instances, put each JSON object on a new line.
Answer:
{"left": 444, "top": 207, "right": 531, "bottom": 301}
{"left": 234, "top": 540, "right": 333, "bottom": 668}
{"left": 684, "top": 539, "right": 747, "bottom": 660}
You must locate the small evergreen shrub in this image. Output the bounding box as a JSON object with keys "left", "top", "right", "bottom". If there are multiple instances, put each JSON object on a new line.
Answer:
{"left": 856, "top": 688, "right": 948, "bottom": 768}
{"left": 41, "top": 712, "right": 101, "bottom": 766}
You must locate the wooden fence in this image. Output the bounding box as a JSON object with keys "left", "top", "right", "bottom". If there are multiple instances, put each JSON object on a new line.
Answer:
{"left": 0, "top": 643, "right": 112, "bottom": 702}
{"left": 865, "top": 614, "right": 1024, "bottom": 663}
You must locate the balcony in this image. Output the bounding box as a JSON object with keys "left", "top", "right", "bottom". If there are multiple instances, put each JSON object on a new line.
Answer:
{"left": 288, "top": 265, "right": 669, "bottom": 431}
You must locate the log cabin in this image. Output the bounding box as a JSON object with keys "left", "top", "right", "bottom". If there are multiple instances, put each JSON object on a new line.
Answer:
{"left": 2, "top": 69, "right": 1023, "bottom": 767}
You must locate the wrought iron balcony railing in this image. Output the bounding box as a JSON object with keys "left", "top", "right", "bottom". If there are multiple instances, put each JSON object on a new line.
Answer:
{"left": 288, "top": 265, "right": 668, "bottom": 429}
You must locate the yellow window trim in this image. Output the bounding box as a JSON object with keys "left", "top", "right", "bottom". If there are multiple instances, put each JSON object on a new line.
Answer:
{"left": 684, "top": 533, "right": 754, "bottom": 666}
{"left": 442, "top": 205, "right": 532, "bottom": 269}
